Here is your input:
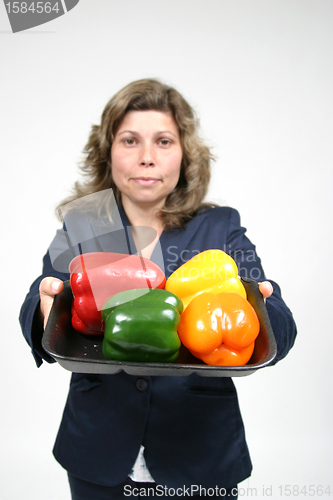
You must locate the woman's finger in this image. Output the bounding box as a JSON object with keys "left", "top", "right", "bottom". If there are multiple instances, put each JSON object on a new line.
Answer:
{"left": 259, "top": 281, "right": 273, "bottom": 301}
{"left": 39, "top": 277, "right": 64, "bottom": 329}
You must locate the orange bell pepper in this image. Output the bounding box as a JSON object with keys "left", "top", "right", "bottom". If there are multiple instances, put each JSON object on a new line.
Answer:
{"left": 165, "top": 249, "right": 246, "bottom": 310}
{"left": 177, "top": 291, "right": 260, "bottom": 366}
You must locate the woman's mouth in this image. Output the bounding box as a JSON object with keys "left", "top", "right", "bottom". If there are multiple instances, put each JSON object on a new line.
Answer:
{"left": 131, "top": 177, "right": 161, "bottom": 186}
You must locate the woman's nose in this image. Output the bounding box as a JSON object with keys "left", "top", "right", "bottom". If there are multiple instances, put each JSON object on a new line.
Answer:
{"left": 140, "top": 143, "right": 155, "bottom": 166}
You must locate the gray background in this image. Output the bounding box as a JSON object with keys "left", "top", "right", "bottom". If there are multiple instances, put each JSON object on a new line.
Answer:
{"left": 1, "top": 1, "right": 332, "bottom": 499}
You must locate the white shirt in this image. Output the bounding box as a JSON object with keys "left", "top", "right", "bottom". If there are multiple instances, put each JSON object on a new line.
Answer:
{"left": 129, "top": 446, "right": 155, "bottom": 482}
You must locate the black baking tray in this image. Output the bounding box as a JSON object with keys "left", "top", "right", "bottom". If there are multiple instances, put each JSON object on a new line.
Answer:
{"left": 42, "top": 278, "right": 277, "bottom": 377}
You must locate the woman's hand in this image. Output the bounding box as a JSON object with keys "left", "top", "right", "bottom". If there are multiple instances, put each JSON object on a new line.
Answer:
{"left": 39, "top": 277, "right": 64, "bottom": 329}
{"left": 259, "top": 281, "right": 273, "bottom": 301}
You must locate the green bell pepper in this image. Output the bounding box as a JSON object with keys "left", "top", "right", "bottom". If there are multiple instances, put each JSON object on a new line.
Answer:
{"left": 101, "top": 288, "right": 183, "bottom": 363}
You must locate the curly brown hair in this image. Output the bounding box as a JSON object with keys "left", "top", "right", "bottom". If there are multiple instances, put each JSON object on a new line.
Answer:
{"left": 58, "top": 79, "right": 215, "bottom": 230}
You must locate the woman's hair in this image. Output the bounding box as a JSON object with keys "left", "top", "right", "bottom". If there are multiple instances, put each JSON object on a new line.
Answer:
{"left": 58, "top": 78, "right": 215, "bottom": 230}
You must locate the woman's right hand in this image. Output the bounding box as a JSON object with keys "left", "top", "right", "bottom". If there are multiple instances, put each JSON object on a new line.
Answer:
{"left": 39, "top": 277, "right": 64, "bottom": 329}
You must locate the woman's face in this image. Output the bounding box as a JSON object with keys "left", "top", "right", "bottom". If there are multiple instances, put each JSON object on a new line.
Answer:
{"left": 111, "top": 110, "right": 182, "bottom": 211}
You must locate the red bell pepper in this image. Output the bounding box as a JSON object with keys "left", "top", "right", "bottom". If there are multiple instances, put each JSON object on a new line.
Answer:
{"left": 69, "top": 252, "right": 166, "bottom": 335}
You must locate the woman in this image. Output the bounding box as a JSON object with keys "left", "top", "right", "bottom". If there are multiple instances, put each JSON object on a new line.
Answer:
{"left": 20, "top": 79, "right": 297, "bottom": 499}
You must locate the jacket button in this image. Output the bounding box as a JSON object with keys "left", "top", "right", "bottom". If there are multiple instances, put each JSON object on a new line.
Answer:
{"left": 136, "top": 378, "right": 148, "bottom": 392}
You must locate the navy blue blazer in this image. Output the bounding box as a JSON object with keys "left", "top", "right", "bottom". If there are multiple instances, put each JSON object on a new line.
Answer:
{"left": 19, "top": 206, "right": 297, "bottom": 489}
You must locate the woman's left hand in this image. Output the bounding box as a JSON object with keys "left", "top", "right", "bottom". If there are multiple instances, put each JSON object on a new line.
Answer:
{"left": 259, "top": 281, "right": 273, "bottom": 301}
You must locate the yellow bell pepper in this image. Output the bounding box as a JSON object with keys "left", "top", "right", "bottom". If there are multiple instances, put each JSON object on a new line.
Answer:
{"left": 165, "top": 249, "right": 246, "bottom": 310}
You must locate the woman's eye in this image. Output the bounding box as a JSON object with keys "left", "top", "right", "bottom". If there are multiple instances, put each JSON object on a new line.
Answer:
{"left": 124, "top": 138, "right": 136, "bottom": 145}
{"left": 159, "top": 139, "right": 171, "bottom": 146}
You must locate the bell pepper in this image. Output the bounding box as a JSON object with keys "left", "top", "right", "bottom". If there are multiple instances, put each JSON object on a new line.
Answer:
{"left": 177, "top": 292, "right": 260, "bottom": 366}
{"left": 101, "top": 288, "right": 183, "bottom": 362}
{"left": 69, "top": 252, "right": 166, "bottom": 335}
{"left": 165, "top": 249, "right": 246, "bottom": 310}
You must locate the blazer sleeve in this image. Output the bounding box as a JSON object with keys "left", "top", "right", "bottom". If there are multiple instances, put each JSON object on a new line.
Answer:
{"left": 226, "top": 208, "right": 297, "bottom": 364}
{"left": 19, "top": 250, "right": 70, "bottom": 368}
